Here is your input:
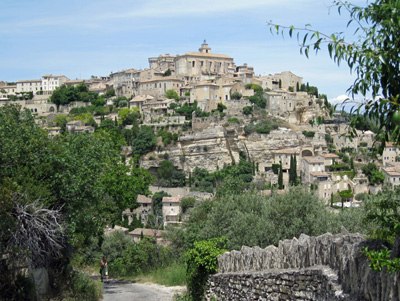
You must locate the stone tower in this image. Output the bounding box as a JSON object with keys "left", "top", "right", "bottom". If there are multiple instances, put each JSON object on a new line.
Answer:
{"left": 199, "top": 40, "right": 211, "bottom": 53}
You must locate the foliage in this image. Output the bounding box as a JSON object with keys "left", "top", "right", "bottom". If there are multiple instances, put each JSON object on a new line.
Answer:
{"left": 278, "top": 163, "right": 283, "bottom": 189}
{"left": 50, "top": 84, "right": 99, "bottom": 107}
{"left": 185, "top": 237, "right": 227, "bottom": 301}
{"left": 165, "top": 89, "right": 180, "bottom": 101}
{"left": 245, "top": 84, "right": 263, "bottom": 93}
{"left": 362, "top": 188, "right": 400, "bottom": 272}
{"left": 355, "top": 192, "right": 369, "bottom": 201}
{"left": 244, "top": 118, "right": 282, "bottom": 135}
{"left": 289, "top": 155, "right": 298, "bottom": 186}
{"left": 227, "top": 118, "right": 240, "bottom": 123}
{"left": 216, "top": 102, "right": 227, "bottom": 113}
{"left": 174, "top": 101, "right": 207, "bottom": 119}
{"left": 153, "top": 191, "right": 171, "bottom": 216}
{"left": 118, "top": 107, "right": 140, "bottom": 126}
{"left": 272, "top": 163, "right": 281, "bottom": 175}
{"left": 242, "top": 105, "right": 253, "bottom": 115}
{"left": 139, "top": 261, "right": 186, "bottom": 286}
{"left": 111, "top": 236, "right": 173, "bottom": 277}
{"left": 362, "top": 163, "right": 385, "bottom": 185}
{"left": 113, "top": 96, "right": 128, "bottom": 108}
{"left": 302, "top": 130, "right": 315, "bottom": 138}
{"left": 163, "top": 69, "right": 172, "bottom": 77}
{"left": 230, "top": 92, "right": 242, "bottom": 100}
{"left": 158, "top": 160, "right": 175, "bottom": 183}
{"left": 248, "top": 94, "right": 266, "bottom": 109}
{"left": 131, "top": 126, "right": 157, "bottom": 156}
{"left": 181, "top": 197, "right": 196, "bottom": 214}
{"left": 158, "top": 129, "right": 178, "bottom": 145}
{"left": 101, "top": 230, "right": 133, "bottom": 262}
{"left": 61, "top": 271, "right": 103, "bottom": 301}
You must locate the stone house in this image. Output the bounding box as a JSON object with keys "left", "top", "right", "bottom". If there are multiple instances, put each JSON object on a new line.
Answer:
{"left": 233, "top": 63, "right": 254, "bottom": 84}
{"left": 138, "top": 77, "right": 184, "bottom": 98}
{"left": 41, "top": 74, "right": 69, "bottom": 95}
{"left": 265, "top": 89, "right": 296, "bottom": 115}
{"left": 17, "top": 79, "right": 42, "bottom": 94}
{"left": 273, "top": 148, "right": 300, "bottom": 173}
{"left": 382, "top": 163, "right": 400, "bottom": 188}
{"left": 174, "top": 42, "right": 235, "bottom": 79}
{"left": 382, "top": 142, "right": 399, "bottom": 167}
{"left": 320, "top": 153, "right": 340, "bottom": 166}
{"left": 128, "top": 228, "right": 167, "bottom": 246}
{"left": 148, "top": 53, "right": 176, "bottom": 74}
{"left": 301, "top": 156, "right": 325, "bottom": 183}
{"left": 333, "top": 134, "right": 358, "bottom": 150}
{"left": 162, "top": 196, "right": 181, "bottom": 227}
{"left": 66, "top": 120, "right": 94, "bottom": 134}
{"left": 122, "top": 194, "right": 153, "bottom": 225}
{"left": 141, "top": 97, "right": 173, "bottom": 114}
{"left": 45, "top": 127, "right": 61, "bottom": 138}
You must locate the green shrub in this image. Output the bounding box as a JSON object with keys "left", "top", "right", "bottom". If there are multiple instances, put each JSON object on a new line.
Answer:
{"left": 185, "top": 237, "right": 227, "bottom": 301}
{"left": 181, "top": 197, "right": 196, "bottom": 214}
{"left": 272, "top": 163, "right": 281, "bottom": 175}
{"left": 355, "top": 192, "right": 369, "bottom": 201}
{"left": 66, "top": 271, "right": 103, "bottom": 301}
{"left": 228, "top": 118, "right": 240, "bottom": 123}
{"left": 302, "top": 130, "right": 315, "bottom": 138}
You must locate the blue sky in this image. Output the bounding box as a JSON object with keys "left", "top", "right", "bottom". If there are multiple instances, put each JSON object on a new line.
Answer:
{"left": 0, "top": 0, "right": 367, "bottom": 106}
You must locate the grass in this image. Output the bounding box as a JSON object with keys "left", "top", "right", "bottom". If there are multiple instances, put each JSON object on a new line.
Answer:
{"left": 136, "top": 261, "right": 186, "bottom": 286}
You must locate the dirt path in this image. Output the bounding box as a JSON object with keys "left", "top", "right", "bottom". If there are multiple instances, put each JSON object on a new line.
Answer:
{"left": 102, "top": 279, "right": 185, "bottom": 301}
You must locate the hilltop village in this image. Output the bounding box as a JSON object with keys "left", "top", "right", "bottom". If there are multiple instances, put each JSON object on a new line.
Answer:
{"left": 0, "top": 42, "right": 395, "bottom": 232}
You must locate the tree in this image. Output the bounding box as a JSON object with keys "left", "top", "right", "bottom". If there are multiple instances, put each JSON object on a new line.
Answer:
{"left": 165, "top": 89, "right": 180, "bottom": 101}
{"left": 158, "top": 160, "right": 174, "bottom": 183}
{"left": 131, "top": 126, "right": 157, "bottom": 156}
{"left": 289, "top": 155, "right": 298, "bottom": 186}
{"left": 152, "top": 191, "right": 171, "bottom": 216}
{"left": 242, "top": 106, "right": 253, "bottom": 115}
{"left": 216, "top": 103, "right": 227, "bottom": 113}
{"left": 362, "top": 163, "right": 385, "bottom": 185}
{"left": 230, "top": 92, "right": 242, "bottom": 100}
{"left": 278, "top": 162, "right": 283, "bottom": 189}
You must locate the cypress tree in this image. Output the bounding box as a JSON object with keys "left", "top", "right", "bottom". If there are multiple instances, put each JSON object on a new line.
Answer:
{"left": 278, "top": 163, "right": 283, "bottom": 190}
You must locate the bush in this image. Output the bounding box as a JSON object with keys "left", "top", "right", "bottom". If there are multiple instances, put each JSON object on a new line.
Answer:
{"left": 302, "top": 130, "right": 315, "bottom": 138}
{"left": 242, "top": 106, "right": 253, "bottom": 115}
{"left": 101, "top": 230, "right": 133, "bottom": 263}
{"left": 355, "top": 192, "right": 369, "bottom": 201}
{"left": 181, "top": 197, "right": 196, "bottom": 214}
{"left": 228, "top": 118, "right": 240, "bottom": 123}
{"left": 68, "top": 271, "right": 103, "bottom": 301}
{"left": 185, "top": 237, "right": 227, "bottom": 301}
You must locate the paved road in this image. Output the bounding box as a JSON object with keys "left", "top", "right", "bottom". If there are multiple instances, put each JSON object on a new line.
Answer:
{"left": 102, "top": 279, "right": 185, "bottom": 301}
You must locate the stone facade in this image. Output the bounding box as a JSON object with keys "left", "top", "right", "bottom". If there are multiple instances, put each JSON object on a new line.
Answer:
{"left": 206, "top": 229, "right": 400, "bottom": 300}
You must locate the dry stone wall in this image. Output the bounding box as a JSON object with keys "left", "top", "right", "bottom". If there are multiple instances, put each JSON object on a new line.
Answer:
{"left": 206, "top": 228, "right": 400, "bottom": 300}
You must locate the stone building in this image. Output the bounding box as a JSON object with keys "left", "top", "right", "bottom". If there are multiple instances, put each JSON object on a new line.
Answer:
{"left": 162, "top": 196, "right": 181, "bottom": 227}
{"left": 174, "top": 41, "right": 235, "bottom": 79}
{"left": 138, "top": 77, "right": 184, "bottom": 98}
{"left": 16, "top": 79, "right": 42, "bottom": 93}
{"left": 265, "top": 89, "right": 296, "bottom": 115}
{"left": 382, "top": 142, "right": 399, "bottom": 167}
{"left": 301, "top": 156, "right": 325, "bottom": 183}
{"left": 41, "top": 74, "right": 69, "bottom": 94}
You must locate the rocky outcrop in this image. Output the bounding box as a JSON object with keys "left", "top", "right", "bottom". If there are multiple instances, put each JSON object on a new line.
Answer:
{"left": 140, "top": 125, "right": 328, "bottom": 174}
{"left": 206, "top": 228, "right": 400, "bottom": 300}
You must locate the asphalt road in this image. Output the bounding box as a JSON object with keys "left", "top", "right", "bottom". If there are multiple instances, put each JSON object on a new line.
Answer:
{"left": 102, "top": 279, "right": 185, "bottom": 301}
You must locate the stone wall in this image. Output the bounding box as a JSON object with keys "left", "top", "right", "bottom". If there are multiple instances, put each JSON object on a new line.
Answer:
{"left": 207, "top": 266, "right": 346, "bottom": 300}
{"left": 206, "top": 228, "right": 400, "bottom": 300}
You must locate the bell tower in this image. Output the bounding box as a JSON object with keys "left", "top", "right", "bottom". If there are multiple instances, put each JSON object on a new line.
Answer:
{"left": 199, "top": 40, "right": 211, "bottom": 53}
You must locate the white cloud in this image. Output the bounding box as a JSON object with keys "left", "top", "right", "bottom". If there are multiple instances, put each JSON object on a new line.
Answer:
{"left": 329, "top": 94, "right": 350, "bottom": 105}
